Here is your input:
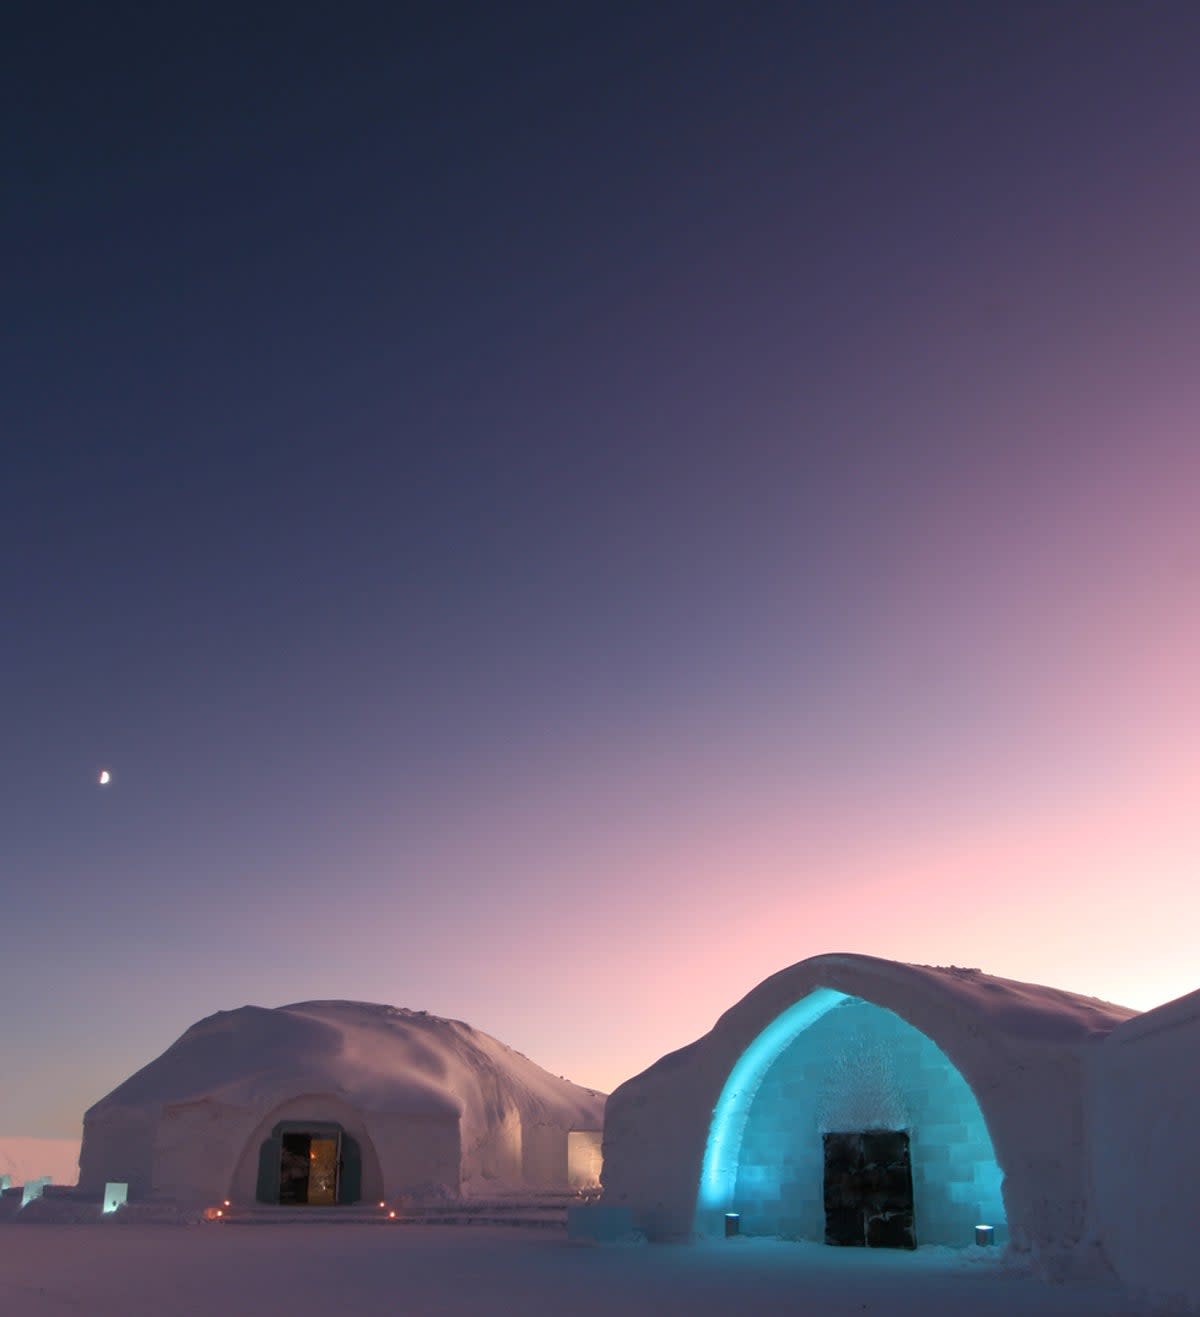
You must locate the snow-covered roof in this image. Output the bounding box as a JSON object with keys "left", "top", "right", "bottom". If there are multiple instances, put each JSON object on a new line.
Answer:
{"left": 712, "top": 953, "right": 1137, "bottom": 1049}
{"left": 87, "top": 1000, "right": 604, "bottom": 1130}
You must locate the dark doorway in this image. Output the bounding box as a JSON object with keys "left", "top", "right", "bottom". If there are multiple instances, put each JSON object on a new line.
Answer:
{"left": 823, "top": 1129, "right": 916, "bottom": 1249}
{"left": 277, "top": 1132, "right": 341, "bottom": 1206}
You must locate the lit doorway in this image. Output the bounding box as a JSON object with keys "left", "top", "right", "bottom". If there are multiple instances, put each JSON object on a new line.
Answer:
{"left": 279, "top": 1131, "right": 341, "bottom": 1206}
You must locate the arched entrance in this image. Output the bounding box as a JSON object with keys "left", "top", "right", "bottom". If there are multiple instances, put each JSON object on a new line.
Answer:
{"left": 229, "top": 1094, "right": 386, "bottom": 1206}
{"left": 697, "top": 990, "right": 1005, "bottom": 1246}
{"left": 255, "top": 1120, "right": 363, "bottom": 1205}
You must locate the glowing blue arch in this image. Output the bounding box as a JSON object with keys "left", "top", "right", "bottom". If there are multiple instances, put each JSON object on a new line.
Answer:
{"left": 697, "top": 987, "right": 849, "bottom": 1217}
{"left": 696, "top": 989, "right": 1006, "bottom": 1244}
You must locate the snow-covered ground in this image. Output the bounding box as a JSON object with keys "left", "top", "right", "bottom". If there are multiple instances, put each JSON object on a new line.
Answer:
{"left": 0, "top": 1225, "right": 1167, "bottom": 1317}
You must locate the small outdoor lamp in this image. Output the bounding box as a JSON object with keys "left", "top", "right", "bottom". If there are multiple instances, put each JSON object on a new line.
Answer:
{"left": 975, "top": 1224, "right": 995, "bottom": 1246}
{"left": 724, "top": 1212, "right": 741, "bottom": 1238}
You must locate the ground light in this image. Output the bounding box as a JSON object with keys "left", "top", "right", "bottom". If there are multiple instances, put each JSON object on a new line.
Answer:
{"left": 724, "top": 1213, "right": 741, "bottom": 1237}
{"left": 976, "top": 1225, "right": 995, "bottom": 1246}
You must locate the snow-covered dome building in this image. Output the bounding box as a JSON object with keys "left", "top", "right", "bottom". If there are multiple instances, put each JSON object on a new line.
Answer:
{"left": 79, "top": 1001, "right": 605, "bottom": 1207}
{"left": 601, "top": 953, "right": 1136, "bottom": 1254}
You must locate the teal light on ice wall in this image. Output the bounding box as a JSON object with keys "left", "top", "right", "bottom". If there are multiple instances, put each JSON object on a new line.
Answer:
{"left": 698, "top": 988, "right": 849, "bottom": 1219}
{"left": 696, "top": 992, "right": 1006, "bottom": 1245}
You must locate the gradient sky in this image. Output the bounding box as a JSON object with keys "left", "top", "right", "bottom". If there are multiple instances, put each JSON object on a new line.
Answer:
{"left": 4, "top": 2, "right": 1200, "bottom": 1139}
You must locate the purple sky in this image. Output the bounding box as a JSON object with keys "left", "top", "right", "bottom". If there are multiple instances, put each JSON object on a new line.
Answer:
{"left": 4, "top": 2, "right": 1200, "bottom": 1138}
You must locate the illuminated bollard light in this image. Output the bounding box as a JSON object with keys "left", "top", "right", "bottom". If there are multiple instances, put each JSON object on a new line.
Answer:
{"left": 975, "top": 1224, "right": 995, "bottom": 1246}
{"left": 724, "top": 1212, "right": 741, "bottom": 1238}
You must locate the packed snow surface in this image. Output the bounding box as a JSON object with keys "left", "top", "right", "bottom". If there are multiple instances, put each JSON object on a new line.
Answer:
{"left": 0, "top": 1226, "right": 1165, "bottom": 1317}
